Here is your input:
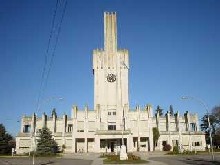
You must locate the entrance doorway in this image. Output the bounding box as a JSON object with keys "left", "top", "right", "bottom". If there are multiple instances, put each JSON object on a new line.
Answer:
{"left": 100, "top": 138, "right": 127, "bottom": 152}
{"left": 110, "top": 141, "right": 115, "bottom": 152}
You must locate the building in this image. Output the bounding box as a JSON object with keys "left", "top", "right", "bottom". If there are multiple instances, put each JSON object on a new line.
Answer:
{"left": 16, "top": 12, "right": 206, "bottom": 154}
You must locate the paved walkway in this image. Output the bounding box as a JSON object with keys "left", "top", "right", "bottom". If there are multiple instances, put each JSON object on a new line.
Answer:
{"left": 62, "top": 152, "right": 168, "bottom": 165}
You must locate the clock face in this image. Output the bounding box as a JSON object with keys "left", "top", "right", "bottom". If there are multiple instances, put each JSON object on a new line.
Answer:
{"left": 107, "top": 74, "right": 116, "bottom": 82}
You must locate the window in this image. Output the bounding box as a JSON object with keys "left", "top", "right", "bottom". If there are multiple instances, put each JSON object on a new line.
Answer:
{"left": 193, "top": 142, "right": 201, "bottom": 146}
{"left": 190, "top": 123, "right": 196, "bottom": 131}
{"left": 77, "top": 122, "right": 84, "bottom": 132}
{"left": 68, "top": 124, "right": 73, "bottom": 132}
{"left": 108, "top": 112, "right": 111, "bottom": 115}
{"left": 162, "top": 141, "right": 167, "bottom": 146}
{"left": 23, "top": 125, "right": 31, "bottom": 133}
{"left": 108, "top": 125, "right": 116, "bottom": 130}
{"left": 113, "top": 112, "right": 116, "bottom": 115}
{"left": 88, "top": 121, "right": 96, "bottom": 132}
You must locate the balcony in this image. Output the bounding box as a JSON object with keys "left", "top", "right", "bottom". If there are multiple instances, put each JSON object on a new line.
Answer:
{"left": 54, "top": 132, "right": 62, "bottom": 137}
{"left": 64, "top": 132, "right": 72, "bottom": 137}
{"left": 16, "top": 132, "right": 31, "bottom": 137}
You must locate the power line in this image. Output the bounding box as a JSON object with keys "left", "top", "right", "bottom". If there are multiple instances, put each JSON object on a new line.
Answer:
{"left": 36, "top": 0, "right": 67, "bottom": 112}
{"left": 36, "top": 0, "right": 59, "bottom": 112}
{"left": 43, "top": 0, "right": 67, "bottom": 93}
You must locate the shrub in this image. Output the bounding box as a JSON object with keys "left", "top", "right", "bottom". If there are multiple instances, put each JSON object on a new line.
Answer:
{"left": 173, "top": 146, "right": 179, "bottom": 154}
{"left": 127, "top": 154, "right": 140, "bottom": 160}
{"left": 102, "top": 153, "right": 141, "bottom": 161}
{"left": 163, "top": 144, "right": 171, "bottom": 151}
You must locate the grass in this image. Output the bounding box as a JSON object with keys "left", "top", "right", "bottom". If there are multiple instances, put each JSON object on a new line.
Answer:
{"left": 167, "top": 148, "right": 220, "bottom": 155}
{"left": 103, "top": 159, "right": 148, "bottom": 164}
{"left": 101, "top": 153, "right": 149, "bottom": 164}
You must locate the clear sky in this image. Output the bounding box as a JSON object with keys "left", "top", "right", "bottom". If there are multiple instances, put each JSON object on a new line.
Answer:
{"left": 0, "top": 0, "right": 219, "bottom": 136}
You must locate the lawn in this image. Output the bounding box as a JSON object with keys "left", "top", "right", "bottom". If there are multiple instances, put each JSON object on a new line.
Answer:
{"left": 102, "top": 153, "right": 149, "bottom": 164}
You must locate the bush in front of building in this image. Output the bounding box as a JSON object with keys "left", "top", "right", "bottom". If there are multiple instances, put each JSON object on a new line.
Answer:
{"left": 102, "top": 153, "right": 148, "bottom": 164}
{"left": 127, "top": 153, "right": 141, "bottom": 160}
{"left": 36, "top": 127, "right": 58, "bottom": 156}
{"left": 163, "top": 144, "right": 171, "bottom": 151}
{"left": 101, "top": 152, "right": 141, "bottom": 161}
{"left": 172, "top": 146, "right": 179, "bottom": 154}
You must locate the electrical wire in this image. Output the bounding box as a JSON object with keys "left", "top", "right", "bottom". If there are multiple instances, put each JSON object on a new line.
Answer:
{"left": 36, "top": 0, "right": 67, "bottom": 112}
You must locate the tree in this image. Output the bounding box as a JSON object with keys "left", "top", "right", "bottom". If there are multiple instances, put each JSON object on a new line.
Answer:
{"left": 0, "top": 124, "right": 15, "bottom": 154}
{"left": 169, "top": 105, "right": 174, "bottom": 116}
{"left": 36, "top": 127, "right": 58, "bottom": 155}
{"left": 156, "top": 105, "right": 163, "bottom": 116}
{"left": 212, "top": 106, "right": 220, "bottom": 125}
{"left": 200, "top": 105, "right": 220, "bottom": 147}
{"left": 153, "top": 127, "right": 160, "bottom": 150}
{"left": 200, "top": 114, "right": 216, "bottom": 134}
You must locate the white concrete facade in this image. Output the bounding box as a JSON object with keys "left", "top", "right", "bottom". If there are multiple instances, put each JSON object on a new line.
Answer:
{"left": 16, "top": 12, "right": 206, "bottom": 154}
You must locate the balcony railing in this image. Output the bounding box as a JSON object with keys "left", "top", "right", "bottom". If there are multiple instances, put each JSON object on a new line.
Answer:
{"left": 17, "top": 132, "right": 31, "bottom": 137}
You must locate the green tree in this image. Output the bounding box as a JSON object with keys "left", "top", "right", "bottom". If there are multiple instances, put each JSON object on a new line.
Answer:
{"left": 200, "top": 105, "right": 220, "bottom": 147}
{"left": 200, "top": 114, "right": 216, "bottom": 134}
{"left": 36, "top": 127, "right": 58, "bottom": 155}
{"left": 156, "top": 105, "right": 163, "bottom": 116}
{"left": 153, "top": 127, "right": 160, "bottom": 150}
{"left": 212, "top": 106, "right": 220, "bottom": 125}
{"left": 0, "top": 124, "right": 14, "bottom": 154}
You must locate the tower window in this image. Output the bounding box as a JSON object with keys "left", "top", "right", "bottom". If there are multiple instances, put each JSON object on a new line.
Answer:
{"left": 108, "top": 125, "right": 116, "bottom": 130}
{"left": 68, "top": 124, "right": 73, "bottom": 132}
{"left": 190, "top": 123, "right": 196, "bottom": 131}
{"left": 23, "top": 125, "right": 31, "bottom": 133}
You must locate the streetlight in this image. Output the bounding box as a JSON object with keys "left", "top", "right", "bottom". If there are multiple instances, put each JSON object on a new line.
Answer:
{"left": 36, "top": 97, "right": 63, "bottom": 114}
{"left": 32, "top": 96, "right": 63, "bottom": 165}
{"left": 181, "top": 96, "right": 214, "bottom": 161}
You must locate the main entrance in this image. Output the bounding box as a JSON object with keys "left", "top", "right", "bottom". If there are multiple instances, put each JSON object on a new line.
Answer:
{"left": 100, "top": 138, "right": 127, "bottom": 152}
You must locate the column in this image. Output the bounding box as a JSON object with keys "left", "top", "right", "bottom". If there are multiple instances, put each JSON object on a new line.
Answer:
{"left": 127, "top": 134, "right": 133, "bottom": 152}
{"left": 42, "top": 113, "right": 47, "bottom": 128}
{"left": 72, "top": 138, "right": 75, "bottom": 153}
{"left": 62, "top": 114, "right": 67, "bottom": 151}
{"left": 84, "top": 138, "right": 87, "bottom": 153}
{"left": 52, "top": 112, "right": 56, "bottom": 134}
{"left": 166, "top": 111, "right": 171, "bottom": 145}
{"left": 21, "top": 117, "right": 24, "bottom": 132}
{"left": 138, "top": 137, "right": 140, "bottom": 151}
{"left": 149, "top": 125, "right": 154, "bottom": 151}
{"left": 31, "top": 113, "right": 36, "bottom": 133}
{"left": 95, "top": 136, "right": 100, "bottom": 153}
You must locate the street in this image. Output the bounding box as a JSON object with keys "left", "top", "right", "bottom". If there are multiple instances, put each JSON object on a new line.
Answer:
{"left": 0, "top": 157, "right": 92, "bottom": 165}
{"left": 0, "top": 153, "right": 219, "bottom": 165}
{"left": 150, "top": 154, "right": 220, "bottom": 165}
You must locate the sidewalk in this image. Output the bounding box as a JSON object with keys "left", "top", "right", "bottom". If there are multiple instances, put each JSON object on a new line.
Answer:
{"left": 62, "top": 152, "right": 168, "bottom": 165}
{"left": 133, "top": 152, "right": 168, "bottom": 165}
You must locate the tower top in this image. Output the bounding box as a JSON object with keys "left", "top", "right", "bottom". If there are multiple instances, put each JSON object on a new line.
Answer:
{"left": 104, "top": 12, "right": 117, "bottom": 52}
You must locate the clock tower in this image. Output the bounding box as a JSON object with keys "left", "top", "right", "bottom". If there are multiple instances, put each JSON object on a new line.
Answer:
{"left": 93, "top": 12, "right": 129, "bottom": 129}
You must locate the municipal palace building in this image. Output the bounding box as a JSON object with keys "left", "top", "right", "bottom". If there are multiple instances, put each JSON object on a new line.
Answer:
{"left": 16, "top": 12, "right": 206, "bottom": 154}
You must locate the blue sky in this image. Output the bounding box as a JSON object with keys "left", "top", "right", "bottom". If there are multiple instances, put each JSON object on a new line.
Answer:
{"left": 0, "top": 0, "right": 219, "bottom": 136}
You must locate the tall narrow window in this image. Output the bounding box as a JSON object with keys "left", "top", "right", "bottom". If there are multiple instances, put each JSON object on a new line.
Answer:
{"left": 23, "top": 125, "right": 31, "bottom": 133}
{"left": 68, "top": 124, "right": 73, "bottom": 132}
{"left": 190, "top": 123, "right": 196, "bottom": 131}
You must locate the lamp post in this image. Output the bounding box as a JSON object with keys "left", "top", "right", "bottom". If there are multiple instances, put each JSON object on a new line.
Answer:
{"left": 181, "top": 96, "right": 214, "bottom": 161}
{"left": 32, "top": 97, "right": 63, "bottom": 165}
{"left": 120, "top": 117, "right": 127, "bottom": 160}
